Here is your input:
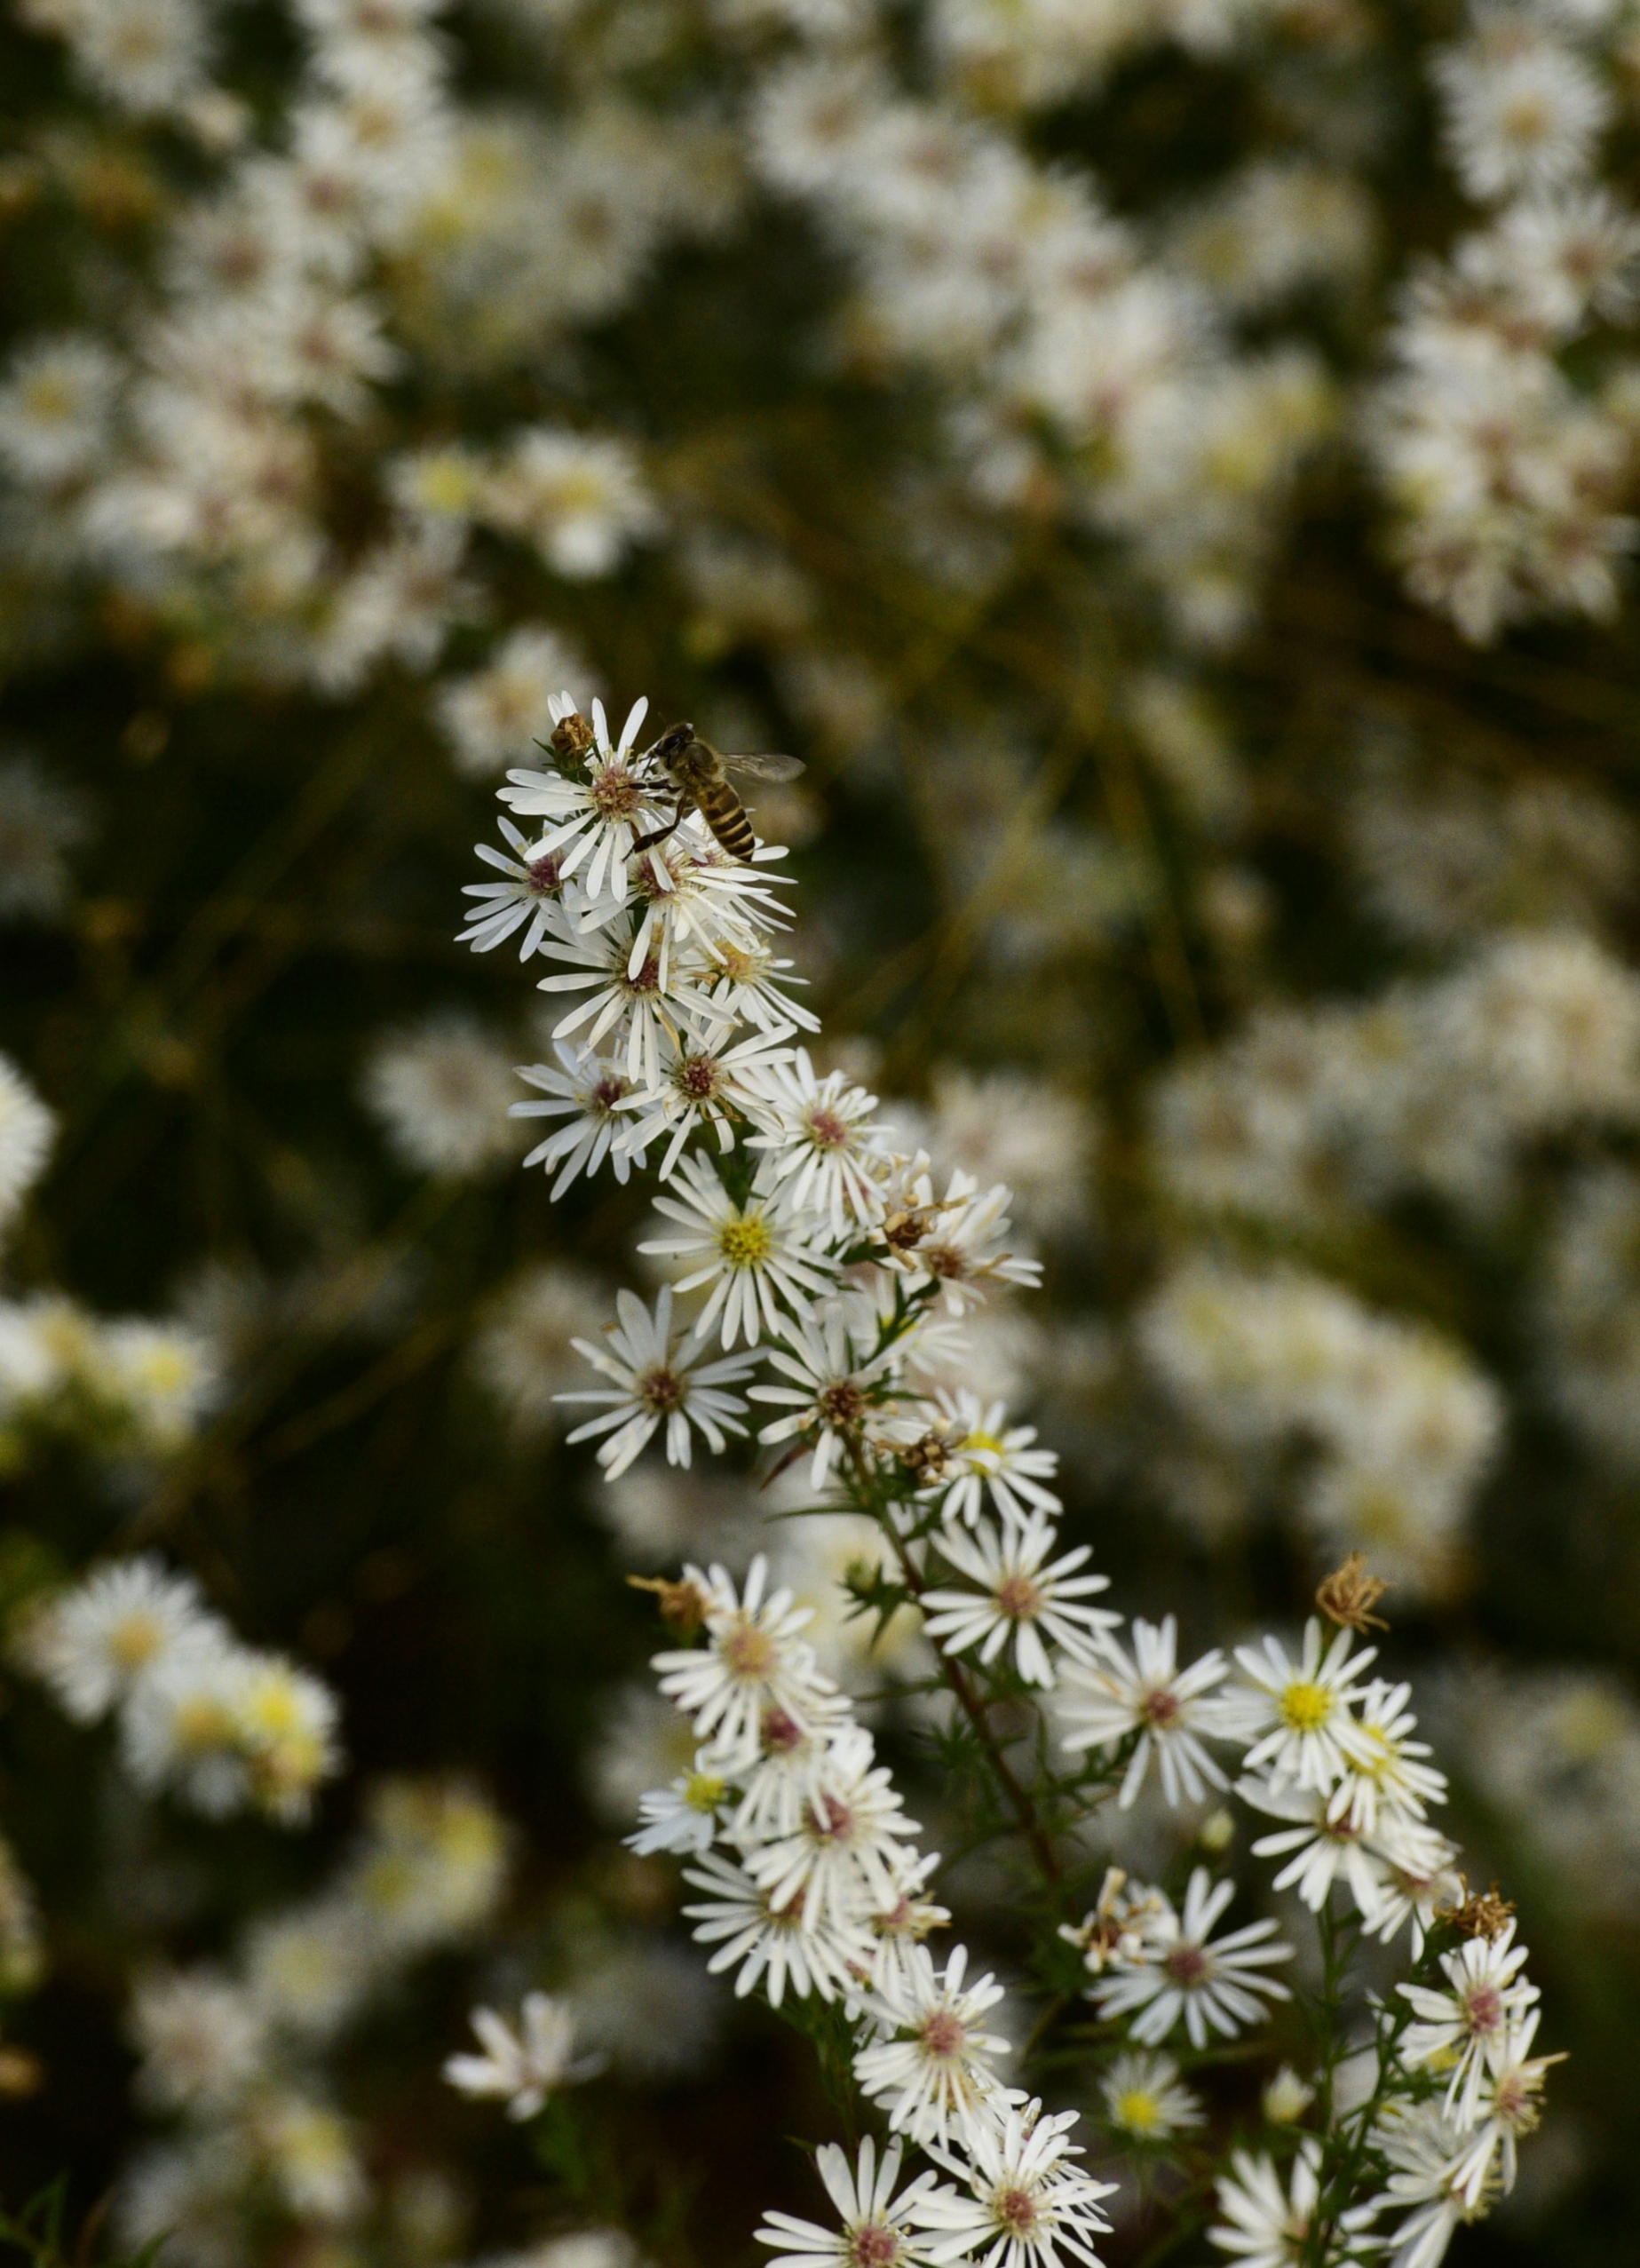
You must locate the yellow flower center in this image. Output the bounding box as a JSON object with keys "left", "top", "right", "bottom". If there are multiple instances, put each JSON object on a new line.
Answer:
{"left": 717, "top": 1214, "right": 774, "bottom": 1270}
{"left": 684, "top": 1772, "right": 725, "bottom": 1812}
{"left": 1280, "top": 1680, "right": 1334, "bottom": 1733}
{"left": 107, "top": 1611, "right": 163, "bottom": 1670}
{"left": 1114, "top": 2088, "right": 1161, "bottom": 2132}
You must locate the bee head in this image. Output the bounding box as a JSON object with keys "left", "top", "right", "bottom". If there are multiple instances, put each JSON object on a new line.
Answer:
{"left": 654, "top": 722, "right": 694, "bottom": 771}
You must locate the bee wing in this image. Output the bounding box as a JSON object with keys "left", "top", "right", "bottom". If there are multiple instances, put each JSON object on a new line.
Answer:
{"left": 721, "top": 753, "right": 805, "bottom": 782}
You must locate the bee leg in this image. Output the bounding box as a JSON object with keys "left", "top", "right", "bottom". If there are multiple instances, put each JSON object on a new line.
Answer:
{"left": 630, "top": 805, "right": 685, "bottom": 855}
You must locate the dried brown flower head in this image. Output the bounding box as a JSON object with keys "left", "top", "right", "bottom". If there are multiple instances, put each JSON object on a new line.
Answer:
{"left": 626, "top": 1574, "right": 707, "bottom": 1636}
{"left": 1316, "top": 1552, "right": 1391, "bottom": 1633}
{"left": 1440, "top": 1882, "right": 1517, "bottom": 1940}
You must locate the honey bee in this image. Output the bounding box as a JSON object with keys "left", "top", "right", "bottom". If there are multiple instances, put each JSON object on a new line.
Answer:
{"left": 633, "top": 722, "right": 805, "bottom": 863}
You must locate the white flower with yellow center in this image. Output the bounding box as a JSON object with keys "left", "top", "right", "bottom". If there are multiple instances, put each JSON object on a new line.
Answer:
{"left": 914, "top": 1388, "right": 1062, "bottom": 1528}
{"left": 1228, "top": 1619, "right": 1379, "bottom": 1794}
{"left": 1099, "top": 2050, "right": 1203, "bottom": 2142}
{"left": 639, "top": 1152, "right": 838, "bottom": 1349}
{"left": 1327, "top": 1677, "right": 1447, "bottom": 1834}
{"left": 17, "top": 1555, "right": 216, "bottom": 1725}
{"left": 627, "top": 1760, "right": 731, "bottom": 1857}
{"left": 920, "top": 1512, "right": 1117, "bottom": 1688}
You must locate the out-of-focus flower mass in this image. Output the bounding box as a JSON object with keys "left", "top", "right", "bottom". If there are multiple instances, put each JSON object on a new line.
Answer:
{"left": 4, "top": 0, "right": 1640, "bottom": 2264}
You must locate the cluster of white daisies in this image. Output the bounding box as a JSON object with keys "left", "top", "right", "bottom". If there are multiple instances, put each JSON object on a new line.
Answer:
{"left": 448, "top": 704, "right": 1553, "bottom": 2268}
{"left": 15, "top": 1554, "right": 340, "bottom": 1823}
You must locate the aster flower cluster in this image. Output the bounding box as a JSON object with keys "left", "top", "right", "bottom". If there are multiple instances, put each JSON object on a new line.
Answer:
{"left": 454, "top": 704, "right": 1555, "bottom": 2268}
{"left": 15, "top": 1554, "right": 341, "bottom": 1824}
{"left": 118, "top": 1777, "right": 508, "bottom": 2261}
{"left": 1370, "top": 0, "right": 1640, "bottom": 641}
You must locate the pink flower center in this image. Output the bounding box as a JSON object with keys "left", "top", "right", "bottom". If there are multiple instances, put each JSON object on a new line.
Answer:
{"left": 762, "top": 1707, "right": 804, "bottom": 1753}
{"left": 919, "top": 2008, "right": 966, "bottom": 2063}
{"left": 1464, "top": 1984, "right": 1504, "bottom": 2038}
{"left": 807, "top": 1106, "right": 851, "bottom": 1151}
{"left": 723, "top": 1623, "right": 777, "bottom": 1681}
{"left": 638, "top": 1365, "right": 684, "bottom": 1414}
{"left": 814, "top": 1794, "right": 855, "bottom": 1843}
{"left": 996, "top": 1574, "right": 1044, "bottom": 1622}
{"left": 590, "top": 1076, "right": 628, "bottom": 1115}
{"left": 850, "top": 2226, "right": 899, "bottom": 2268}
{"left": 527, "top": 852, "right": 564, "bottom": 895}
{"left": 590, "top": 766, "right": 640, "bottom": 818}
{"left": 1164, "top": 1942, "right": 1208, "bottom": 1987}
{"left": 996, "top": 2189, "right": 1038, "bottom": 2236}
{"left": 1142, "top": 1687, "right": 1182, "bottom": 1726}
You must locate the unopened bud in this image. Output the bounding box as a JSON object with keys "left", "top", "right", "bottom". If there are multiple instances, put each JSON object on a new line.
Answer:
{"left": 626, "top": 1574, "right": 707, "bottom": 1635}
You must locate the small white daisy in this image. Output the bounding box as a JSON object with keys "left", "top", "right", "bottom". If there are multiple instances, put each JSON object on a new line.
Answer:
{"left": 915, "top": 1389, "right": 1062, "bottom": 1528}
{"left": 920, "top": 1513, "right": 1117, "bottom": 1688}
{"left": 1398, "top": 1918, "right": 1540, "bottom": 2124}
{"left": 456, "top": 817, "right": 588, "bottom": 960}
{"left": 1209, "top": 2137, "right": 1378, "bottom": 2268}
{"left": 912, "top": 2099, "right": 1115, "bottom": 2268}
{"left": 1092, "top": 1868, "right": 1293, "bottom": 2050}
{"left": 18, "top": 1555, "right": 217, "bottom": 1724}
{"left": 556, "top": 1285, "right": 758, "bottom": 1479}
{"left": 1058, "top": 1615, "right": 1236, "bottom": 1808}
{"left": 1099, "top": 2049, "right": 1204, "bottom": 2142}
{"left": 653, "top": 1554, "right": 839, "bottom": 1771}
{"left": 639, "top": 1152, "right": 839, "bottom": 1349}
{"left": 499, "top": 694, "right": 672, "bottom": 903}
{"left": 626, "top": 1760, "right": 732, "bottom": 1857}
{"left": 749, "top": 1301, "right": 907, "bottom": 1488}
{"left": 682, "top": 1848, "right": 868, "bottom": 2008}
{"left": 1227, "top": 1621, "right": 1379, "bottom": 1795}
{"left": 756, "top": 2135, "right": 944, "bottom": 2268}
{"left": 741, "top": 1724, "right": 921, "bottom": 1932}
{"left": 853, "top": 1942, "right": 1014, "bottom": 2146}
{"left": 513, "top": 1043, "right": 650, "bottom": 1199}
{"left": 746, "top": 1050, "right": 894, "bottom": 1242}
{"left": 442, "top": 1992, "right": 599, "bottom": 2119}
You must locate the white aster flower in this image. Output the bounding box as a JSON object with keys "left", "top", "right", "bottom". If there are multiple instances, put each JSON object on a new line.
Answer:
{"left": 746, "top": 1051, "right": 893, "bottom": 1241}
{"left": 0, "top": 335, "right": 121, "bottom": 484}
{"left": 18, "top": 1555, "right": 217, "bottom": 1724}
{"left": 457, "top": 818, "right": 588, "bottom": 960}
{"left": 749, "top": 1302, "right": 907, "bottom": 1487}
{"left": 868, "top": 1850, "right": 954, "bottom": 1996}
{"left": 513, "top": 1043, "right": 649, "bottom": 1199}
{"left": 741, "top": 1724, "right": 920, "bottom": 1931}
{"left": 1099, "top": 2049, "right": 1204, "bottom": 2142}
{"left": 1364, "top": 1820, "right": 1466, "bottom": 1957}
{"left": 1397, "top": 1918, "right": 1539, "bottom": 2123}
{"left": 639, "top": 1152, "right": 839, "bottom": 1349}
{"left": 682, "top": 1848, "right": 868, "bottom": 2007}
{"left": 757, "top": 2135, "right": 944, "bottom": 2268}
{"left": 653, "top": 1554, "right": 838, "bottom": 1771}
{"left": 442, "top": 1992, "right": 599, "bottom": 2118}
{"left": 1092, "top": 1868, "right": 1293, "bottom": 2050}
{"left": 500, "top": 696, "right": 672, "bottom": 905}
{"left": 920, "top": 1513, "right": 1116, "bottom": 1688}
{"left": 912, "top": 2099, "right": 1115, "bottom": 2268}
{"left": 618, "top": 1022, "right": 798, "bottom": 1182}
{"left": 915, "top": 1389, "right": 1062, "bottom": 1528}
{"left": 1239, "top": 1773, "right": 1392, "bottom": 1924}
{"left": 1446, "top": 2008, "right": 1560, "bottom": 2207}
{"left": 725, "top": 1700, "right": 854, "bottom": 1842}
{"left": 1209, "top": 2137, "right": 1378, "bottom": 2268}
{"left": 556, "top": 1285, "right": 757, "bottom": 1479}
{"left": 1058, "top": 1615, "right": 1235, "bottom": 1808}
{"left": 362, "top": 1014, "right": 520, "bottom": 1178}
{"left": 853, "top": 1942, "right": 1014, "bottom": 2146}
{"left": 486, "top": 429, "right": 660, "bottom": 580}
{"left": 702, "top": 932, "right": 820, "bottom": 1035}
{"left": 625, "top": 1759, "right": 731, "bottom": 1857}
{"left": 1328, "top": 1679, "right": 1448, "bottom": 1834}
{"left": 131, "top": 1969, "right": 266, "bottom": 2112}
{"left": 1228, "top": 1620, "right": 1379, "bottom": 1794}
{"left": 879, "top": 1165, "right": 1042, "bottom": 1316}
{"left": 1434, "top": 20, "right": 1612, "bottom": 204}
{"left": 0, "top": 1054, "right": 56, "bottom": 1233}
{"left": 438, "top": 627, "right": 587, "bottom": 778}
{"left": 1371, "top": 2101, "right": 1492, "bottom": 2268}
{"left": 534, "top": 910, "right": 720, "bottom": 1093}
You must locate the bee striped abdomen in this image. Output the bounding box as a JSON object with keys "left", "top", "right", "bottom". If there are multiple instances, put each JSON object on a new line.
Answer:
{"left": 699, "top": 782, "right": 758, "bottom": 860}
